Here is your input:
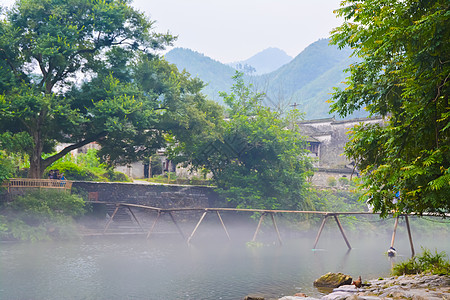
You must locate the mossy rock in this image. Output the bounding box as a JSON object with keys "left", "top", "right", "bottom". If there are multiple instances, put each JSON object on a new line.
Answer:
{"left": 313, "top": 272, "right": 352, "bottom": 288}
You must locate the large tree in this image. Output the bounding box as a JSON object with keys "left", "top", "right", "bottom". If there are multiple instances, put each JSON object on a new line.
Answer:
{"left": 192, "top": 73, "right": 314, "bottom": 210}
{"left": 330, "top": 0, "right": 449, "bottom": 217}
{"left": 0, "top": 0, "right": 219, "bottom": 178}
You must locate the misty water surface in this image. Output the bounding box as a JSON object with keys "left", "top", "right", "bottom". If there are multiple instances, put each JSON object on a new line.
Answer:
{"left": 1, "top": 225, "right": 449, "bottom": 300}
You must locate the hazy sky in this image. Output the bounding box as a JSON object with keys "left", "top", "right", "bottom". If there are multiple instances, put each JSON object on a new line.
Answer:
{"left": 1, "top": 0, "right": 344, "bottom": 63}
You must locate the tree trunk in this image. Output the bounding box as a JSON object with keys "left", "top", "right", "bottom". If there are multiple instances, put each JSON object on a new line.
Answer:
{"left": 28, "top": 129, "right": 45, "bottom": 178}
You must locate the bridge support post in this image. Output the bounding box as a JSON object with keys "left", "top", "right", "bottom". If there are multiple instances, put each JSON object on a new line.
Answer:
{"left": 126, "top": 206, "right": 145, "bottom": 232}
{"left": 104, "top": 204, "right": 120, "bottom": 233}
{"left": 187, "top": 210, "right": 208, "bottom": 244}
{"left": 334, "top": 215, "right": 351, "bottom": 250}
{"left": 270, "top": 213, "right": 282, "bottom": 245}
{"left": 146, "top": 211, "right": 161, "bottom": 239}
{"left": 313, "top": 214, "right": 328, "bottom": 249}
{"left": 216, "top": 211, "right": 231, "bottom": 241}
{"left": 169, "top": 211, "right": 186, "bottom": 240}
{"left": 252, "top": 213, "right": 266, "bottom": 242}
{"left": 404, "top": 215, "right": 415, "bottom": 257}
{"left": 390, "top": 216, "right": 399, "bottom": 249}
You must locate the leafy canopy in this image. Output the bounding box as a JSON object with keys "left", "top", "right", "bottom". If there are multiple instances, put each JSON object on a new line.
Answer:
{"left": 0, "top": 0, "right": 220, "bottom": 178}
{"left": 193, "top": 73, "right": 314, "bottom": 210}
{"left": 330, "top": 0, "right": 449, "bottom": 217}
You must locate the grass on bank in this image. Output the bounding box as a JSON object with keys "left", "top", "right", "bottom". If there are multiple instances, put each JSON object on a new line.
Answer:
{"left": 392, "top": 248, "right": 450, "bottom": 276}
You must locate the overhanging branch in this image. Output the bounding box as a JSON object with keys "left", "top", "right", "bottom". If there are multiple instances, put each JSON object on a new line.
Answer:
{"left": 42, "top": 131, "right": 107, "bottom": 168}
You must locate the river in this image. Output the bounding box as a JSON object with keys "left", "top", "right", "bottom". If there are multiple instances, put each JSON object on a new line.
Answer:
{"left": 1, "top": 225, "right": 449, "bottom": 300}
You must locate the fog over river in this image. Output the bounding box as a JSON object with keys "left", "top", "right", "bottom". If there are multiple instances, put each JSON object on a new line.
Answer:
{"left": 1, "top": 223, "right": 449, "bottom": 300}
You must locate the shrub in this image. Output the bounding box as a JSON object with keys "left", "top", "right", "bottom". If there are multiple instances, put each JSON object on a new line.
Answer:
{"left": 392, "top": 248, "right": 450, "bottom": 276}
{"left": 338, "top": 177, "right": 349, "bottom": 186}
{"left": 327, "top": 176, "right": 337, "bottom": 187}
{"left": 102, "top": 170, "right": 131, "bottom": 182}
{"left": 0, "top": 189, "right": 86, "bottom": 241}
{"left": 47, "top": 161, "right": 104, "bottom": 181}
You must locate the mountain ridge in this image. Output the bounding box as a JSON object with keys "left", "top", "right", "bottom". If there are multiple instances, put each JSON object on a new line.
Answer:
{"left": 164, "top": 39, "right": 363, "bottom": 119}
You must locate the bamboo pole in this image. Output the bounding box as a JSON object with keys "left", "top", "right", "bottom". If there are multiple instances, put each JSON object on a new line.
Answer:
{"left": 127, "top": 206, "right": 145, "bottom": 232}
{"left": 146, "top": 211, "right": 161, "bottom": 239}
{"left": 313, "top": 215, "right": 328, "bottom": 249}
{"left": 270, "top": 213, "right": 282, "bottom": 245}
{"left": 216, "top": 211, "right": 231, "bottom": 241}
{"left": 390, "top": 216, "right": 399, "bottom": 248}
{"left": 333, "top": 215, "right": 351, "bottom": 250}
{"left": 404, "top": 215, "right": 415, "bottom": 257}
{"left": 187, "top": 211, "right": 208, "bottom": 243}
{"left": 168, "top": 211, "right": 186, "bottom": 240}
{"left": 252, "top": 213, "right": 266, "bottom": 242}
{"left": 104, "top": 205, "right": 120, "bottom": 233}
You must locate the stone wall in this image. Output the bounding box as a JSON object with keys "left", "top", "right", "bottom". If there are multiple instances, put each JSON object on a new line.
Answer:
{"left": 72, "top": 181, "right": 228, "bottom": 209}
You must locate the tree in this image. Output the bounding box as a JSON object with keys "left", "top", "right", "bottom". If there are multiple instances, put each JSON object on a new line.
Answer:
{"left": 0, "top": 0, "right": 219, "bottom": 178}
{"left": 193, "top": 73, "right": 314, "bottom": 210}
{"left": 330, "top": 0, "right": 449, "bottom": 217}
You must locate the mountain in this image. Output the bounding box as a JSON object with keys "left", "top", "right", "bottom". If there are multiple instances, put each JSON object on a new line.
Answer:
{"left": 164, "top": 48, "right": 236, "bottom": 103}
{"left": 228, "top": 47, "right": 293, "bottom": 75}
{"left": 164, "top": 39, "right": 365, "bottom": 119}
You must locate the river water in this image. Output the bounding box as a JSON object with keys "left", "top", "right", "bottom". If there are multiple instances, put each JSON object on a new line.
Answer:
{"left": 1, "top": 227, "right": 449, "bottom": 300}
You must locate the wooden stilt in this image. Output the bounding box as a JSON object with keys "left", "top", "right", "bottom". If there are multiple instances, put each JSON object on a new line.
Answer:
{"left": 104, "top": 204, "right": 120, "bottom": 233}
{"left": 334, "top": 215, "right": 351, "bottom": 250}
{"left": 390, "top": 216, "right": 399, "bottom": 248}
{"left": 216, "top": 211, "right": 231, "bottom": 241}
{"left": 313, "top": 215, "right": 328, "bottom": 249}
{"left": 252, "top": 213, "right": 266, "bottom": 242}
{"left": 146, "top": 211, "right": 161, "bottom": 239}
{"left": 404, "top": 215, "right": 415, "bottom": 257}
{"left": 168, "top": 211, "right": 186, "bottom": 240}
{"left": 127, "top": 206, "right": 145, "bottom": 232}
{"left": 187, "top": 211, "right": 208, "bottom": 243}
{"left": 270, "top": 213, "right": 282, "bottom": 245}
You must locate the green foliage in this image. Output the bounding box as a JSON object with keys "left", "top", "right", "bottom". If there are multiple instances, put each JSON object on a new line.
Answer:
{"left": 164, "top": 40, "right": 362, "bottom": 119}
{"left": 392, "top": 248, "right": 450, "bottom": 276}
{"left": 0, "top": 152, "right": 15, "bottom": 185}
{"left": 48, "top": 161, "right": 103, "bottom": 181}
{"left": 327, "top": 177, "right": 337, "bottom": 187}
{"left": 338, "top": 177, "right": 350, "bottom": 186}
{"left": 194, "top": 73, "right": 313, "bottom": 211}
{"left": 0, "top": 189, "right": 86, "bottom": 241}
{"left": 45, "top": 149, "right": 130, "bottom": 182}
{"left": 0, "top": 0, "right": 219, "bottom": 179}
{"left": 330, "top": 0, "right": 450, "bottom": 217}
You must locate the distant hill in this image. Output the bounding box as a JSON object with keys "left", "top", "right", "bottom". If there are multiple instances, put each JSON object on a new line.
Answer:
{"left": 228, "top": 47, "right": 293, "bottom": 75}
{"left": 164, "top": 39, "right": 365, "bottom": 119}
{"left": 164, "top": 48, "right": 236, "bottom": 103}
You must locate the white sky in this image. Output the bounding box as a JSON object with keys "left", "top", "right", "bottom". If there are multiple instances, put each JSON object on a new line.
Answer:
{"left": 1, "top": 0, "right": 344, "bottom": 63}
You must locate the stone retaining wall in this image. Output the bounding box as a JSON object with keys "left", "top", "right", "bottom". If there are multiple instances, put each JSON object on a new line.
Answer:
{"left": 72, "top": 181, "right": 228, "bottom": 209}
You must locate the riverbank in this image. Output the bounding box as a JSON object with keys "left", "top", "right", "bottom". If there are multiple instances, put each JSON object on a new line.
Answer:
{"left": 279, "top": 274, "right": 450, "bottom": 300}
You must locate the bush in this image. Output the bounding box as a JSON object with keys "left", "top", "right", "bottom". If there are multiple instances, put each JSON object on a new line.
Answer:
{"left": 327, "top": 176, "right": 337, "bottom": 187}
{"left": 0, "top": 189, "right": 86, "bottom": 241}
{"left": 102, "top": 170, "right": 131, "bottom": 182}
{"left": 0, "top": 153, "right": 15, "bottom": 185}
{"left": 46, "top": 161, "right": 105, "bottom": 181}
{"left": 392, "top": 248, "right": 450, "bottom": 276}
{"left": 338, "top": 177, "right": 349, "bottom": 186}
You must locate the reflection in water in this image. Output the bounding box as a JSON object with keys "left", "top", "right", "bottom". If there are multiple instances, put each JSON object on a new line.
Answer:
{"left": 0, "top": 233, "right": 449, "bottom": 300}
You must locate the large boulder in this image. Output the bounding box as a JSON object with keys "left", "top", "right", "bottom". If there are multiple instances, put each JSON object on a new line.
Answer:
{"left": 313, "top": 272, "right": 352, "bottom": 288}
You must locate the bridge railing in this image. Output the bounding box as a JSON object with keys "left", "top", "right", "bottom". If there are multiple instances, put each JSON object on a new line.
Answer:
{"left": 2, "top": 178, "right": 72, "bottom": 192}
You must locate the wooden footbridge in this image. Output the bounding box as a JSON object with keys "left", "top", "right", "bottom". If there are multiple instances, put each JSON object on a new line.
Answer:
{"left": 102, "top": 202, "right": 423, "bottom": 256}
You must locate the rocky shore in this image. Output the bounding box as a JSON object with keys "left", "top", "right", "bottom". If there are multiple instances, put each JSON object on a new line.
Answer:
{"left": 278, "top": 274, "right": 450, "bottom": 300}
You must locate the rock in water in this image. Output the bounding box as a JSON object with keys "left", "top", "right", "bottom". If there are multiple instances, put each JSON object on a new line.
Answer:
{"left": 313, "top": 272, "right": 352, "bottom": 288}
{"left": 244, "top": 294, "right": 265, "bottom": 300}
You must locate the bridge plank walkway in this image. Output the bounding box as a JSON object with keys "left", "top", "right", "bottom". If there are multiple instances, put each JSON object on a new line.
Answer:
{"left": 101, "top": 202, "right": 428, "bottom": 256}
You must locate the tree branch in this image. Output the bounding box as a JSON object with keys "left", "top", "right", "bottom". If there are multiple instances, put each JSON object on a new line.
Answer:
{"left": 42, "top": 131, "right": 107, "bottom": 168}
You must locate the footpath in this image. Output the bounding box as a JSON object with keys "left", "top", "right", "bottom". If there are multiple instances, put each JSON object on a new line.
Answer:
{"left": 279, "top": 274, "right": 450, "bottom": 300}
